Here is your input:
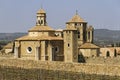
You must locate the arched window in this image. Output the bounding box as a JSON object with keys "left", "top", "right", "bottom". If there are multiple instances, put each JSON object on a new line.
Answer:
{"left": 55, "top": 46, "right": 59, "bottom": 53}
{"left": 106, "top": 51, "right": 110, "bottom": 57}
{"left": 38, "top": 20, "right": 41, "bottom": 24}
{"left": 78, "top": 31, "right": 80, "bottom": 38}
{"left": 88, "top": 32, "right": 90, "bottom": 40}
{"left": 114, "top": 49, "right": 117, "bottom": 57}
{"left": 41, "top": 20, "right": 43, "bottom": 24}
{"left": 75, "top": 23, "right": 77, "bottom": 26}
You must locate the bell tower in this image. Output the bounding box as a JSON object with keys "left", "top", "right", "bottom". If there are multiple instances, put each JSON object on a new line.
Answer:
{"left": 36, "top": 8, "right": 47, "bottom": 26}
{"left": 86, "top": 25, "right": 94, "bottom": 43}
{"left": 64, "top": 15, "right": 78, "bottom": 62}
{"left": 66, "top": 12, "right": 87, "bottom": 47}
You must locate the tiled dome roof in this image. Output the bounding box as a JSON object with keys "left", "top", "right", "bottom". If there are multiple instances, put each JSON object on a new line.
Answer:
{"left": 67, "top": 14, "right": 86, "bottom": 23}
{"left": 37, "top": 8, "right": 46, "bottom": 14}
{"left": 28, "top": 26, "right": 54, "bottom": 32}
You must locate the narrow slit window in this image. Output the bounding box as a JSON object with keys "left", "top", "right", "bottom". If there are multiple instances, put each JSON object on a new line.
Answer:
{"left": 78, "top": 31, "right": 80, "bottom": 38}
{"left": 88, "top": 32, "right": 90, "bottom": 40}
{"left": 68, "top": 43, "right": 70, "bottom": 47}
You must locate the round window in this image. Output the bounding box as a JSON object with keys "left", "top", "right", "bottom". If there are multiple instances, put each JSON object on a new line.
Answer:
{"left": 27, "top": 47, "right": 32, "bottom": 53}
{"left": 55, "top": 46, "right": 59, "bottom": 53}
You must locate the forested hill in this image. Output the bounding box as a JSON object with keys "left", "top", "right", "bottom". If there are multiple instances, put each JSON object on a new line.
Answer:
{"left": 94, "top": 29, "right": 120, "bottom": 46}
{"left": 0, "top": 33, "right": 27, "bottom": 41}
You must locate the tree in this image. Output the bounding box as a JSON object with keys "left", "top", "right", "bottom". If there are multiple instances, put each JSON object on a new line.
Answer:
{"left": 0, "top": 45, "right": 2, "bottom": 50}
{"left": 111, "top": 43, "right": 114, "bottom": 47}
{"left": 119, "top": 42, "right": 120, "bottom": 47}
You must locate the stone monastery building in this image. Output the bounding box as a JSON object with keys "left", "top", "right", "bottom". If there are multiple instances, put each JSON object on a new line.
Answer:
{"left": 14, "top": 8, "right": 99, "bottom": 62}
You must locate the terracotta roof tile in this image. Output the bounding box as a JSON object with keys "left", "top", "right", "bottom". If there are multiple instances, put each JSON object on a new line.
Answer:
{"left": 4, "top": 42, "right": 13, "bottom": 49}
{"left": 16, "top": 35, "right": 63, "bottom": 41}
{"left": 80, "top": 43, "right": 99, "bottom": 49}
{"left": 28, "top": 26, "right": 55, "bottom": 32}
{"left": 67, "top": 14, "right": 86, "bottom": 23}
{"left": 37, "top": 9, "right": 46, "bottom": 14}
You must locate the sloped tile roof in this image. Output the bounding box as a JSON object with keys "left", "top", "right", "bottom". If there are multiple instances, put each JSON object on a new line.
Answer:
{"left": 28, "top": 26, "right": 55, "bottom": 32}
{"left": 67, "top": 14, "right": 86, "bottom": 23}
{"left": 4, "top": 42, "right": 13, "bottom": 49}
{"left": 37, "top": 9, "right": 46, "bottom": 14}
{"left": 80, "top": 43, "right": 100, "bottom": 49}
{"left": 16, "top": 35, "right": 63, "bottom": 41}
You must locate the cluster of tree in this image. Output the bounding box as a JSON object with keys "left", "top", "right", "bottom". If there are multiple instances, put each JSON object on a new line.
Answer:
{"left": 111, "top": 42, "right": 120, "bottom": 47}
{"left": 0, "top": 40, "right": 10, "bottom": 50}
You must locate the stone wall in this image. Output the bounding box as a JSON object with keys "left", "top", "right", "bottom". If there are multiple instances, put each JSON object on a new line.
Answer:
{"left": 80, "top": 49, "right": 99, "bottom": 57}
{"left": 0, "top": 59, "right": 120, "bottom": 77}
{"left": 0, "top": 66, "right": 120, "bottom": 80}
{"left": 100, "top": 47, "right": 120, "bottom": 57}
{"left": 20, "top": 41, "right": 40, "bottom": 60}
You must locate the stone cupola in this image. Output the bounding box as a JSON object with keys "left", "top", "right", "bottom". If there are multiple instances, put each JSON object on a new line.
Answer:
{"left": 36, "top": 8, "right": 47, "bottom": 26}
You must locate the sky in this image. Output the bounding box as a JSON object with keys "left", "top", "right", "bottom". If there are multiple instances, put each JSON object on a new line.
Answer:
{"left": 0, "top": 0, "right": 120, "bottom": 33}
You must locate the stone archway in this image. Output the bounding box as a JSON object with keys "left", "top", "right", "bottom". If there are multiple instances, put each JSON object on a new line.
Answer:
{"left": 114, "top": 49, "right": 117, "bottom": 57}
{"left": 106, "top": 51, "right": 110, "bottom": 57}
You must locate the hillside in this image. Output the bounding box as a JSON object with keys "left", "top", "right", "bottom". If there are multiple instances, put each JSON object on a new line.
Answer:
{"left": 94, "top": 29, "right": 120, "bottom": 46}
{"left": 0, "top": 33, "right": 27, "bottom": 48}
{"left": 0, "top": 33, "right": 27, "bottom": 41}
